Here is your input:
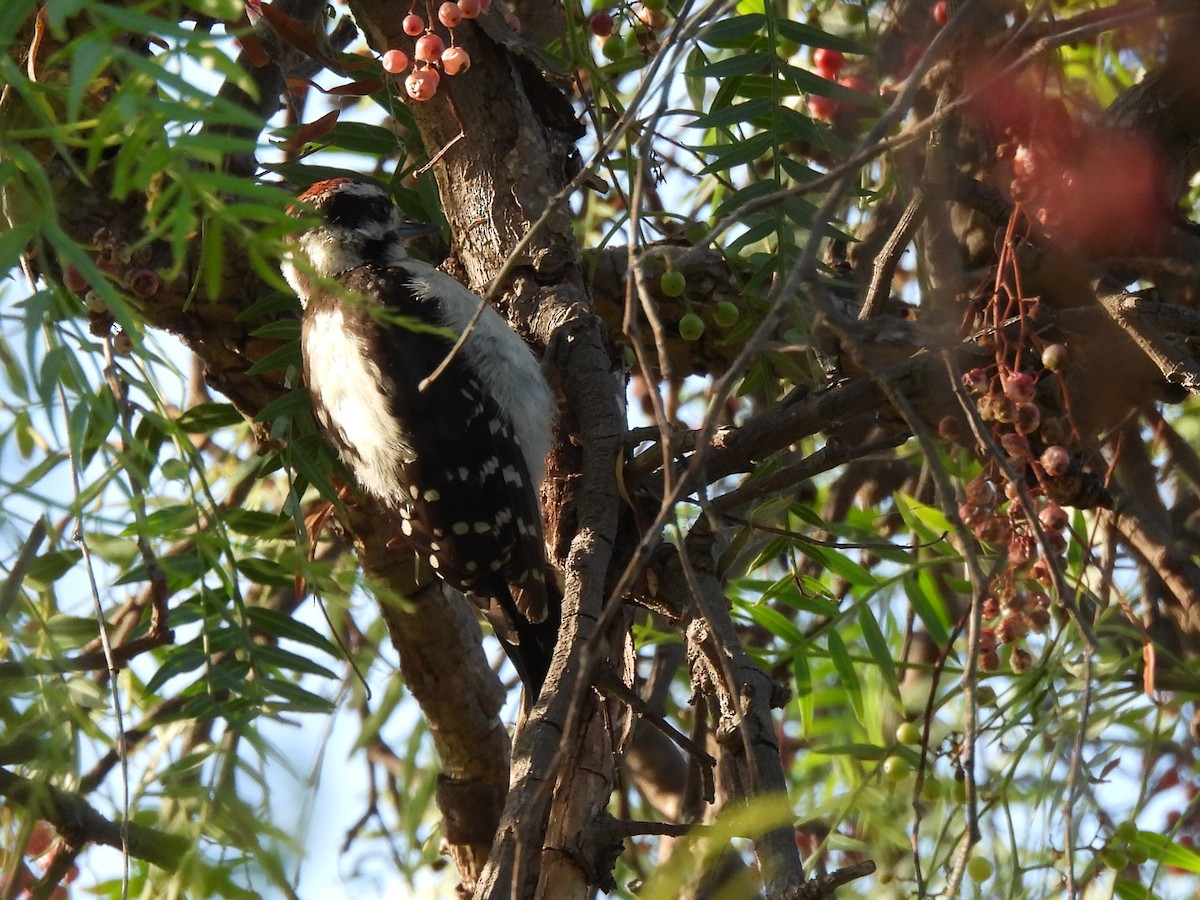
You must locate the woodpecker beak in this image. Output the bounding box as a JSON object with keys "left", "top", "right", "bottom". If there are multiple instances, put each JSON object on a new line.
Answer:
{"left": 395, "top": 219, "right": 440, "bottom": 243}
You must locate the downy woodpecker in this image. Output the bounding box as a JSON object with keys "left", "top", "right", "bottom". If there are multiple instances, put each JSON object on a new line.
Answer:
{"left": 282, "top": 178, "right": 558, "bottom": 704}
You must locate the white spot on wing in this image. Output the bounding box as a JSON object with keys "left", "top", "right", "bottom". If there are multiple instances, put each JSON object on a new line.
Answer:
{"left": 406, "top": 269, "right": 555, "bottom": 482}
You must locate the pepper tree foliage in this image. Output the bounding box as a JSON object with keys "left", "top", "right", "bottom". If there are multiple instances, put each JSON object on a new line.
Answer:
{"left": 3, "top": 0, "right": 1200, "bottom": 897}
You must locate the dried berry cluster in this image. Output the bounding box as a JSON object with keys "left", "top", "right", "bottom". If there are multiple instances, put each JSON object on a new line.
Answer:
{"left": 976, "top": 585, "right": 1053, "bottom": 673}
{"left": 382, "top": 0, "right": 497, "bottom": 102}
{"left": 62, "top": 226, "right": 158, "bottom": 351}
{"left": 946, "top": 337, "right": 1085, "bottom": 670}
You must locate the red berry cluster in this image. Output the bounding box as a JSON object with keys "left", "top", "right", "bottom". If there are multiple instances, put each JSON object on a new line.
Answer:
{"left": 806, "top": 45, "right": 871, "bottom": 123}
{"left": 381, "top": 0, "right": 494, "bottom": 102}
{"left": 1, "top": 821, "right": 80, "bottom": 899}
{"left": 589, "top": 3, "right": 671, "bottom": 63}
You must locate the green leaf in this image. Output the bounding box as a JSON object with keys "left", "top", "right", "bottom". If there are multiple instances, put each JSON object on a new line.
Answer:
{"left": 0, "top": 1, "right": 38, "bottom": 52}
{"left": 245, "top": 606, "right": 340, "bottom": 657}
{"left": 26, "top": 549, "right": 83, "bottom": 587}
{"left": 746, "top": 602, "right": 805, "bottom": 645}
{"left": 688, "top": 98, "right": 773, "bottom": 130}
{"left": 260, "top": 678, "right": 335, "bottom": 714}
{"left": 826, "top": 630, "right": 864, "bottom": 723}
{"left": 253, "top": 388, "right": 312, "bottom": 425}
{"left": 858, "top": 604, "right": 900, "bottom": 702}
{"left": 253, "top": 644, "right": 335, "bottom": 680}
{"left": 894, "top": 493, "right": 952, "bottom": 545}
{"left": 686, "top": 53, "right": 769, "bottom": 80}
{"left": 66, "top": 38, "right": 111, "bottom": 121}
{"left": 792, "top": 652, "right": 813, "bottom": 735}
{"left": 774, "top": 20, "right": 866, "bottom": 54}
{"left": 223, "top": 510, "right": 287, "bottom": 537}
{"left": 45, "top": 613, "right": 103, "bottom": 642}
{"left": 175, "top": 402, "right": 244, "bottom": 433}
{"left": 812, "top": 743, "right": 888, "bottom": 760}
{"left": 244, "top": 341, "right": 301, "bottom": 376}
{"left": 0, "top": 222, "right": 37, "bottom": 275}
{"left": 249, "top": 319, "right": 302, "bottom": 341}
{"left": 145, "top": 647, "right": 209, "bottom": 695}
{"left": 700, "top": 14, "right": 766, "bottom": 47}
{"left": 235, "top": 556, "right": 294, "bottom": 587}
{"left": 1130, "top": 832, "right": 1200, "bottom": 873}
{"left": 906, "top": 571, "right": 953, "bottom": 646}
{"left": 1113, "top": 879, "right": 1153, "bottom": 900}
{"left": 127, "top": 505, "right": 199, "bottom": 537}
{"left": 797, "top": 542, "right": 876, "bottom": 588}
{"left": 695, "top": 133, "right": 774, "bottom": 176}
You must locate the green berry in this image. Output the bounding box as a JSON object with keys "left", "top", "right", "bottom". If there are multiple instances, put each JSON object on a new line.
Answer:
{"left": 660, "top": 270, "right": 686, "bottom": 297}
{"left": 1113, "top": 821, "right": 1138, "bottom": 844}
{"left": 882, "top": 756, "right": 910, "bottom": 782}
{"left": 966, "top": 856, "right": 993, "bottom": 882}
{"left": 1101, "top": 847, "right": 1128, "bottom": 870}
{"left": 641, "top": 0, "right": 665, "bottom": 9}
{"left": 678, "top": 312, "right": 704, "bottom": 341}
{"left": 920, "top": 778, "right": 943, "bottom": 801}
{"left": 952, "top": 779, "right": 967, "bottom": 804}
{"left": 601, "top": 33, "right": 626, "bottom": 61}
{"left": 713, "top": 300, "right": 739, "bottom": 327}
{"left": 683, "top": 222, "right": 708, "bottom": 244}
{"left": 895, "top": 721, "right": 921, "bottom": 746}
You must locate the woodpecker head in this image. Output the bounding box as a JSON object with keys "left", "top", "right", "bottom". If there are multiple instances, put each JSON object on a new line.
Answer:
{"left": 282, "top": 178, "right": 438, "bottom": 303}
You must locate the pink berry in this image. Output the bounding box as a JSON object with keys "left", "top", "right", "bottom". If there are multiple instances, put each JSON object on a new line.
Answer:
{"left": 415, "top": 32, "right": 446, "bottom": 62}
{"left": 403, "top": 13, "right": 424, "bottom": 35}
{"left": 1009, "top": 534, "right": 1036, "bottom": 566}
{"left": 964, "top": 475, "right": 995, "bottom": 507}
{"left": 441, "top": 46, "right": 471, "bottom": 74}
{"left": 959, "top": 503, "right": 987, "bottom": 527}
{"left": 382, "top": 48, "right": 409, "bottom": 74}
{"left": 1014, "top": 402, "right": 1041, "bottom": 435}
{"left": 1040, "top": 445, "right": 1071, "bottom": 477}
{"left": 999, "top": 432, "right": 1032, "bottom": 461}
{"left": 813, "top": 48, "right": 845, "bottom": 76}
{"left": 458, "top": 0, "right": 481, "bottom": 16}
{"left": 504, "top": 11, "right": 520, "bottom": 29}
{"left": 126, "top": 268, "right": 160, "bottom": 298}
{"left": 63, "top": 265, "right": 88, "bottom": 293}
{"left": 962, "top": 367, "right": 989, "bottom": 395}
{"left": 1039, "top": 503, "right": 1068, "bottom": 531}
{"left": 406, "top": 67, "right": 440, "bottom": 100}
{"left": 1002, "top": 371, "right": 1036, "bottom": 402}
{"left": 933, "top": 0, "right": 948, "bottom": 25}
{"left": 590, "top": 11, "right": 614, "bottom": 37}
{"left": 438, "top": 1, "right": 462, "bottom": 27}
{"left": 1041, "top": 527, "right": 1067, "bottom": 557}
{"left": 976, "top": 517, "right": 1011, "bottom": 545}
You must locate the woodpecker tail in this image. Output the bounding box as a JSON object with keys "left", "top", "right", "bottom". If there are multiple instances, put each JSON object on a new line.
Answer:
{"left": 482, "top": 577, "right": 561, "bottom": 710}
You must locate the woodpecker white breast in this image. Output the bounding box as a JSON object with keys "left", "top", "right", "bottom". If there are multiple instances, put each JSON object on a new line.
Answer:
{"left": 283, "top": 178, "right": 557, "bottom": 697}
